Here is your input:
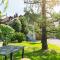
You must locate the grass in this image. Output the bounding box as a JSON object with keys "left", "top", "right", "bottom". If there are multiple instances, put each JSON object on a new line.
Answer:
{"left": 0, "top": 41, "right": 60, "bottom": 60}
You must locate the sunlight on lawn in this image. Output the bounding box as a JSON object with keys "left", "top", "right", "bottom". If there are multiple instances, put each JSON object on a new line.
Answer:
{"left": 48, "top": 44, "right": 60, "bottom": 53}
{"left": 7, "top": 41, "right": 60, "bottom": 60}
{"left": 9, "top": 41, "right": 60, "bottom": 52}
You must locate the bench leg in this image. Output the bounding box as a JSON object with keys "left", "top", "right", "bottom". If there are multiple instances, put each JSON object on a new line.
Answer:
{"left": 22, "top": 47, "right": 24, "bottom": 58}
{"left": 5, "top": 56, "right": 7, "bottom": 60}
{"left": 10, "top": 53, "right": 13, "bottom": 60}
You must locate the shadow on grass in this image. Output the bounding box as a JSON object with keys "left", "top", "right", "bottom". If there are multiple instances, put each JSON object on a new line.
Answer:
{"left": 29, "top": 43, "right": 40, "bottom": 45}
{"left": 29, "top": 42, "right": 41, "bottom": 45}
{"left": 13, "top": 49, "right": 60, "bottom": 60}
{"left": 23, "top": 49, "right": 60, "bottom": 60}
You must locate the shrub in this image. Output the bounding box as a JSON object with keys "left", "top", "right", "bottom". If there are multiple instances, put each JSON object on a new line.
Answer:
{"left": 10, "top": 18, "right": 21, "bottom": 32}
{"left": 55, "top": 31, "right": 60, "bottom": 39}
{"left": 0, "top": 24, "right": 15, "bottom": 45}
{"left": 19, "top": 16, "right": 28, "bottom": 35}
{"left": 55, "top": 26, "right": 60, "bottom": 39}
{"left": 11, "top": 32, "right": 26, "bottom": 42}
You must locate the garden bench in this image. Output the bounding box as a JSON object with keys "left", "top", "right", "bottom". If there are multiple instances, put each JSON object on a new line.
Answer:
{"left": 0, "top": 45, "right": 24, "bottom": 60}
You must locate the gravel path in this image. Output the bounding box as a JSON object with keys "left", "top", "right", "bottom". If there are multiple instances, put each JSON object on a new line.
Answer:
{"left": 47, "top": 39, "right": 60, "bottom": 46}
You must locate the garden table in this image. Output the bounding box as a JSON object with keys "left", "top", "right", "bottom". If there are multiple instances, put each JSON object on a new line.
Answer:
{"left": 0, "top": 45, "right": 24, "bottom": 60}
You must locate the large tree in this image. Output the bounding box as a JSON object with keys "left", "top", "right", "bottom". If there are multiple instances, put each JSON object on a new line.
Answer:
{"left": 25, "top": 0, "right": 60, "bottom": 50}
{"left": 41, "top": 0, "right": 60, "bottom": 50}
{"left": 41, "top": 0, "right": 48, "bottom": 50}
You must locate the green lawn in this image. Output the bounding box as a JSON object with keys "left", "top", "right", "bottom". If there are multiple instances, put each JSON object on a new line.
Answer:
{"left": 0, "top": 41, "right": 60, "bottom": 60}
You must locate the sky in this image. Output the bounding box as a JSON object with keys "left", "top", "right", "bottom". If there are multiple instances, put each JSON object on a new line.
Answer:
{"left": 7, "top": 0, "right": 25, "bottom": 16}
{"left": 0, "top": 0, "right": 60, "bottom": 16}
{"left": 54, "top": 5, "right": 60, "bottom": 13}
{"left": 0, "top": 0, "right": 25, "bottom": 16}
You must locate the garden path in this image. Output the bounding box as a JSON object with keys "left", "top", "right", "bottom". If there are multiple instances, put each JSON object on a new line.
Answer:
{"left": 47, "top": 38, "right": 60, "bottom": 46}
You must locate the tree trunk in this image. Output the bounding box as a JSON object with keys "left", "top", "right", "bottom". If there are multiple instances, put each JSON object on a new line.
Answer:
{"left": 41, "top": 0, "right": 48, "bottom": 50}
{"left": 41, "top": 26, "right": 48, "bottom": 50}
